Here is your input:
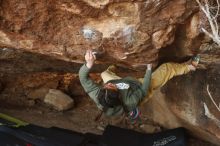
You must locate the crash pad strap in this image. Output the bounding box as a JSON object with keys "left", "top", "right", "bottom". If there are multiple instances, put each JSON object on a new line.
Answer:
{"left": 0, "top": 113, "right": 28, "bottom": 127}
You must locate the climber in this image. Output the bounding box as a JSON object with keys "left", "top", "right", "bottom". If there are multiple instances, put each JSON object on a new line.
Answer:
{"left": 79, "top": 50, "right": 200, "bottom": 124}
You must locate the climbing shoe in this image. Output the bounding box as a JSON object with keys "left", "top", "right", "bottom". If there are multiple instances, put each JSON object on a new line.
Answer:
{"left": 191, "top": 55, "right": 200, "bottom": 67}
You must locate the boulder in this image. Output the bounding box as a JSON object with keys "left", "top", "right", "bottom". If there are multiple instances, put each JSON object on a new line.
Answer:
{"left": 152, "top": 25, "right": 176, "bottom": 49}
{"left": 0, "top": 0, "right": 219, "bottom": 145}
{"left": 27, "top": 88, "right": 50, "bottom": 100}
{"left": 0, "top": 0, "right": 198, "bottom": 68}
{"left": 44, "top": 89, "right": 74, "bottom": 111}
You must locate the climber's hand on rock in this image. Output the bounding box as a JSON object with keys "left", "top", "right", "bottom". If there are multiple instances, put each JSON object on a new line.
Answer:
{"left": 85, "top": 49, "right": 96, "bottom": 69}
{"left": 147, "top": 64, "right": 152, "bottom": 71}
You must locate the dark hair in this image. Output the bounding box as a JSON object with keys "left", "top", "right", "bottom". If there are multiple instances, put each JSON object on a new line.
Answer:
{"left": 98, "top": 88, "right": 121, "bottom": 110}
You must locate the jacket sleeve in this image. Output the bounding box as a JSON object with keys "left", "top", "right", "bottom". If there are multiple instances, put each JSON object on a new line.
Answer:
{"left": 79, "top": 64, "right": 102, "bottom": 108}
{"left": 141, "top": 69, "right": 152, "bottom": 96}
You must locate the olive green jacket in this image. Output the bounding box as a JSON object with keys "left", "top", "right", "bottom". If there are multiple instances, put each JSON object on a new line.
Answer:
{"left": 79, "top": 64, "right": 152, "bottom": 116}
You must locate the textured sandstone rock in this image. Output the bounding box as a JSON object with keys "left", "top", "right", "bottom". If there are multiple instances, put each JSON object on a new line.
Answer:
{"left": 44, "top": 89, "right": 74, "bottom": 111}
{"left": 142, "top": 67, "right": 220, "bottom": 145}
{"left": 0, "top": 0, "right": 219, "bottom": 145}
{"left": 27, "top": 88, "right": 50, "bottom": 100}
{"left": 0, "top": 0, "right": 200, "bottom": 68}
{"left": 140, "top": 124, "right": 161, "bottom": 133}
{"left": 82, "top": 0, "right": 110, "bottom": 9}
{"left": 152, "top": 25, "right": 176, "bottom": 49}
{"left": 186, "top": 13, "right": 200, "bottom": 39}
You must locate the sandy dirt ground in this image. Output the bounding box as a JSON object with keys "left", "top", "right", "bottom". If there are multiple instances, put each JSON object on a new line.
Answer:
{"left": 0, "top": 94, "right": 217, "bottom": 146}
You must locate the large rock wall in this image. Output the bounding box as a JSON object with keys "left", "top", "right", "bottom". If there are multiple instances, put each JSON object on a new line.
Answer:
{"left": 142, "top": 66, "right": 220, "bottom": 145}
{"left": 0, "top": 0, "right": 220, "bottom": 145}
{"left": 0, "top": 0, "right": 200, "bottom": 68}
